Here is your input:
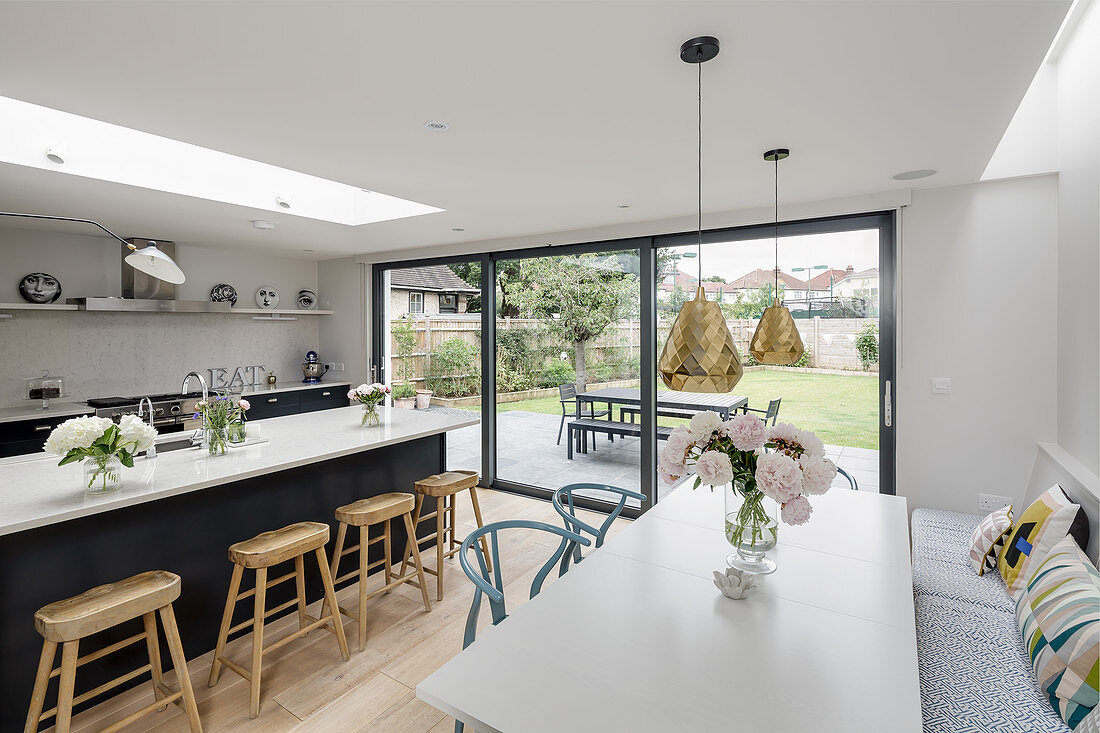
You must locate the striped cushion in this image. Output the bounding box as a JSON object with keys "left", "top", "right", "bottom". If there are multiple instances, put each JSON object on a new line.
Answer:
{"left": 999, "top": 485, "right": 1087, "bottom": 597}
{"left": 970, "top": 505, "right": 1013, "bottom": 575}
{"left": 1016, "top": 535, "right": 1100, "bottom": 729}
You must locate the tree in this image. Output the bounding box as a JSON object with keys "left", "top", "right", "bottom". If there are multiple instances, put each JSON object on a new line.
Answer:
{"left": 510, "top": 254, "right": 637, "bottom": 390}
{"left": 728, "top": 286, "right": 780, "bottom": 319}
{"left": 704, "top": 275, "right": 727, "bottom": 283}
{"left": 447, "top": 261, "right": 527, "bottom": 317}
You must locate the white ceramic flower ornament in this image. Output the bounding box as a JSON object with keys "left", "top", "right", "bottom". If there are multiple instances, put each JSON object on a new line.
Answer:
{"left": 712, "top": 567, "right": 759, "bottom": 600}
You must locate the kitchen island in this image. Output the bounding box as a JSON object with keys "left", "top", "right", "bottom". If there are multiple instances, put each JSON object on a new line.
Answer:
{"left": 0, "top": 405, "right": 478, "bottom": 729}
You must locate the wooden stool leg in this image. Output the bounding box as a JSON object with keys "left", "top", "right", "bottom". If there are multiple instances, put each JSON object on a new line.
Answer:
{"left": 435, "top": 498, "right": 446, "bottom": 600}
{"left": 449, "top": 496, "right": 457, "bottom": 554}
{"left": 142, "top": 611, "right": 166, "bottom": 711}
{"left": 55, "top": 640, "right": 79, "bottom": 733}
{"left": 403, "top": 512, "right": 432, "bottom": 613}
{"left": 316, "top": 548, "right": 350, "bottom": 660}
{"left": 399, "top": 494, "right": 424, "bottom": 577}
{"left": 208, "top": 563, "right": 244, "bottom": 687}
{"left": 319, "top": 520, "right": 345, "bottom": 625}
{"left": 383, "top": 519, "right": 393, "bottom": 593}
{"left": 294, "top": 554, "right": 309, "bottom": 633}
{"left": 468, "top": 487, "right": 493, "bottom": 573}
{"left": 23, "top": 639, "right": 56, "bottom": 733}
{"left": 248, "top": 567, "right": 267, "bottom": 718}
{"left": 159, "top": 603, "right": 203, "bottom": 733}
{"left": 357, "top": 524, "right": 369, "bottom": 652}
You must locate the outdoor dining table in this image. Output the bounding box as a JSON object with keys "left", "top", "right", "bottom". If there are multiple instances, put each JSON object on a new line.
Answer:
{"left": 576, "top": 387, "right": 748, "bottom": 421}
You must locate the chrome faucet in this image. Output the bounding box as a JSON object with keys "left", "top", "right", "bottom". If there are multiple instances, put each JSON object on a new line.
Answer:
{"left": 137, "top": 397, "right": 157, "bottom": 459}
{"left": 182, "top": 372, "right": 209, "bottom": 446}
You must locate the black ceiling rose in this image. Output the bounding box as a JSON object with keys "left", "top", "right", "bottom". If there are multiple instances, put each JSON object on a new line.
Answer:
{"left": 680, "top": 36, "right": 720, "bottom": 64}
{"left": 764, "top": 148, "right": 791, "bottom": 162}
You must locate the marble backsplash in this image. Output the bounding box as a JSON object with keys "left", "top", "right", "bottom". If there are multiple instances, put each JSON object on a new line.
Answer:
{"left": 0, "top": 310, "right": 320, "bottom": 406}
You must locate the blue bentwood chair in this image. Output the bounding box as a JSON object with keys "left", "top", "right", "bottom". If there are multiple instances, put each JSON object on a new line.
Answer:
{"left": 552, "top": 483, "right": 645, "bottom": 574}
{"left": 836, "top": 465, "right": 859, "bottom": 491}
{"left": 453, "top": 520, "right": 590, "bottom": 733}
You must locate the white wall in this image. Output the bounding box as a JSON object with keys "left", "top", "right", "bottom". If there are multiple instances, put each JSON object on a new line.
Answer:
{"left": 897, "top": 175, "right": 1060, "bottom": 514}
{"left": 1055, "top": 0, "right": 1100, "bottom": 476}
{"left": 317, "top": 257, "right": 369, "bottom": 386}
{"left": 0, "top": 228, "right": 322, "bottom": 405}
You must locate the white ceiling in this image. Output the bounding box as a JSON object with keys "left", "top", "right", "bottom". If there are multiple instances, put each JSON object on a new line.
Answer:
{"left": 0, "top": 1, "right": 1069, "bottom": 260}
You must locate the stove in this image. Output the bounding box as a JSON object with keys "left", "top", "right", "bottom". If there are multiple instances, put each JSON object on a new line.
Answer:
{"left": 86, "top": 392, "right": 204, "bottom": 433}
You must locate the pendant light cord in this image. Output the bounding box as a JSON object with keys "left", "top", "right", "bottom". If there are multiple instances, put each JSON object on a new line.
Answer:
{"left": 773, "top": 155, "right": 779, "bottom": 304}
{"left": 697, "top": 53, "right": 702, "bottom": 285}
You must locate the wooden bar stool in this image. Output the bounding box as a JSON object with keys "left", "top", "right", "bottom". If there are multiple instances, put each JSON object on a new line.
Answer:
{"left": 326, "top": 493, "right": 433, "bottom": 651}
{"left": 207, "top": 521, "right": 349, "bottom": 718}
{"left": 401, "top": 470, "right": 492, "bottom": 601}
{"left": 24, "top": 570, "right": 202, "bottom": 733}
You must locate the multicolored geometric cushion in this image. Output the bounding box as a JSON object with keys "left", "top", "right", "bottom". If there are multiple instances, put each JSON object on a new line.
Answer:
{"left": 1016, "top": 535, "right": 1100, "bottom": 730}
{"left": 970, "top": 505, "right": 1013, "bottom": 576}
{"left": 999, "top": 485, "right": 1089, "bottom": 597}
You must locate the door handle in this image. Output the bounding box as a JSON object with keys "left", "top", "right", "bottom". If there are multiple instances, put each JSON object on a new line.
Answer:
{"left": 884, "top": 380, "right": 892, "bottom": 428}
{"left": 267, "top": 398, "right": 278, "bottom": 403}
{"left": 34, "top": 424, "right": 51, "bottom": 432}
{"left": 321, "top": 391, "right": 331, "bottom": 397}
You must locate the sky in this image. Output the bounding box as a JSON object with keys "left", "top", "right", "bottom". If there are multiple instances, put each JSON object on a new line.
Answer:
{"left": 669, "top": 228, "right": 879, "bottom": 282}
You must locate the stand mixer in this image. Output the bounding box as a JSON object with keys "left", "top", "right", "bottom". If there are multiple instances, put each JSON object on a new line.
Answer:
{"left": 301, "top": 350, "right": 329, "bottom": 383}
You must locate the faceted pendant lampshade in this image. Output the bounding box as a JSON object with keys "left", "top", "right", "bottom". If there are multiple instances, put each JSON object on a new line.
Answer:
{"left": 659, "top": 287, "right": 743, "bottom": 393}
{"left": 749, "top": 300, "right": 805, "bottom": 365}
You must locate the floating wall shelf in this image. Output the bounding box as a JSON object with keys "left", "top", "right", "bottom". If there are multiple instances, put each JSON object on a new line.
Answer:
{"left": 0, "top": 302, "right": 80, "bottom": 311}
{"left": 0, "top": 302, "right": 330, "bottom": 315}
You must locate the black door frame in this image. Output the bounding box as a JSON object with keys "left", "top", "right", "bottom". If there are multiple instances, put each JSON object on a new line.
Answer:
{"left": 372, "top": 209, "right": 898, "bottom": 513}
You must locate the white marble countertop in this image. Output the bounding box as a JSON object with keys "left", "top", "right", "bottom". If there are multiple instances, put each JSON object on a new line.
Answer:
{"left": 240, "top": 379, "right": 352, "bottom": 397}
{"left": 0, "top": 406, "right": 478, "bottom": 536}
{"left": 0, "top": 402, "right": 95, "bottom": 425}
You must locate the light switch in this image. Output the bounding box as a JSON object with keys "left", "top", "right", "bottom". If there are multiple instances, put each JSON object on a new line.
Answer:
{"left": 931, "top": 377, "right": 952, "bottom": 394}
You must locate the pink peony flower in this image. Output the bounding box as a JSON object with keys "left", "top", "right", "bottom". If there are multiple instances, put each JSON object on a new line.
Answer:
{"left": 796, "top": 428, "right": 825, "bottom": 459}
{"left": 720, "top": 413, "right": 768, "bottom": 452}
{"left": 238, "top": 399, "right": 250, "bottom": 410}
{"left": 659, "top": 442, "right": 687, "bottom": 474}
{"left": 347, "top": 389, "right": 356, "bottom": 399}
{"left": 755, "top": 452, "right": 803, "bottom": 503}
{"left": 695, "top": 450, "right": 734, "bottom": 486}
{"left": 799, "top": 455, "right": 837, "bottom": 495}
{"left": 658, "top": 462, "right": 683, "bottom": 486}
{"left": 664, "top": 425, "right": 696, "bottom": 459}
{"left": 688, "top": 410, "right": 723, "bottom": 439}
{"left": 780, "top": 495, "right": 813, "bottom": 526}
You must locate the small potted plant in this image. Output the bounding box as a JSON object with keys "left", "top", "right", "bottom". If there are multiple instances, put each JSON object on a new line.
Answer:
{"left": 392, "top": 383, "right": 417, "bottom": 409}
{"left": 415, "top": 387, "right": 433, "bottom": 410}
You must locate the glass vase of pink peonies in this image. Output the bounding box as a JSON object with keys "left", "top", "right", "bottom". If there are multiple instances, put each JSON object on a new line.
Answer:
{"left": 658, "top": 411, "right": 837, "bottom": 574}
{"left": 349, "top": 383, "right": 390, "bottom": 427}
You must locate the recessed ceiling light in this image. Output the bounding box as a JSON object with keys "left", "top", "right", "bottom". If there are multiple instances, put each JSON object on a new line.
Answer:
{"left": 45, "top": 143, "right": 67, "bottom": 164}
{"left": 617, "top": 204, "right": 631, "bottom": 209}
{"left": 424, "top": 121, "right": 450, "bottom": 131}
{"left": 892, "top": 169, "right": 938, "bottom": 181}
{"left": 275, "top": 196, "right": 291, "bottom": 209}
{"left": 303, "top": 248, "right": 314, "bottom": 252}
{"left": 452, "top": 227, "right": 465, "bottom": 232}
{"left": 252, "top": 219, "right": 276, "bottom": 230}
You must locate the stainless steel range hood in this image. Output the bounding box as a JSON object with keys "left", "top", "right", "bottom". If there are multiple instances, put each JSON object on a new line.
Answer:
{"left": 68, "top": 297, "right": 233, "bottom": 312}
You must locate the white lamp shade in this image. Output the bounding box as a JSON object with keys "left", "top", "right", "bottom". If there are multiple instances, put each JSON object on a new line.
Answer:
{"left": 125, "top": 243, "right": 185, "bottom": 284}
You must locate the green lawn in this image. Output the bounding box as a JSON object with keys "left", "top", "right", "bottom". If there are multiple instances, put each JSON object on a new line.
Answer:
{"left": 460, "top": 371, "right": 879, "bottom": 449}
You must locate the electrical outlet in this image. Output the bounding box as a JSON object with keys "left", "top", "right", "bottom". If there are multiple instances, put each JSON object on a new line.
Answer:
{"left": 333, "top": 362, "right": 345, "bottom": 372}
{"left": 931, "top": 377, "right": 952, "bottom": 394}
{"left": 978, "top": 493, "right": 1012, "bottom": 511}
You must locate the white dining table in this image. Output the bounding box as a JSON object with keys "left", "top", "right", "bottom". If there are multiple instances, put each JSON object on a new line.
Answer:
{"left": 417, "top": 485, "right": 922, "bottom": 733}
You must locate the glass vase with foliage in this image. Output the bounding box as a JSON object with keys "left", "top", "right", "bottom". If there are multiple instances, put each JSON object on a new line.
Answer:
{"left": 194, "top": 391, "right": 249, "bottom": 456}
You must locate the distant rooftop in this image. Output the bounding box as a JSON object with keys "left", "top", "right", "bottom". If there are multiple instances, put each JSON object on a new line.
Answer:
{"left": 390, "top": 265, "right": 479, "bottom": 293}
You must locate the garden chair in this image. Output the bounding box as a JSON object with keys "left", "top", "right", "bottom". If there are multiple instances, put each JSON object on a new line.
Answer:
{"left": 552, "top": 483, "right": 645, "bottom": 573}
{"left": 741, "top": 397, "right": 782, "bottom": 426}
{"left": 557, "top": 383, "right": 610, "bottom": 447}
{"left": 453, "top": 520, "right": 590, "bottom": 733}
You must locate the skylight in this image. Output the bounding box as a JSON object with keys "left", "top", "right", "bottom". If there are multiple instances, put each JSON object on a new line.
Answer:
{"left": 0, "top": 96, "right": 444, "bottom": 226}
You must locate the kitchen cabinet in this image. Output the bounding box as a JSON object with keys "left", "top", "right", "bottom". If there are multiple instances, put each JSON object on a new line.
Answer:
{"left": 0, "top": 415, "right": 85, "bottom": 458}
{"left": 245, "top": 384, "right": 349, "bottom": 421}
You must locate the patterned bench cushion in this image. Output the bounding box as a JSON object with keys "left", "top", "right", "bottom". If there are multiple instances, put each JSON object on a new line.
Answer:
{"left": 912, "top": 508, "right": 985, "bottom": 567}
{"left": 917, "top": 595, "right": 1070, "bottom": 733}
{"left": 913, "top": 556, "right": 1015, "bottom": 612}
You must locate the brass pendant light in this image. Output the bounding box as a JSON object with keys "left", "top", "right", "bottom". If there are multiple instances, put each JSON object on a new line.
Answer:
{"left": 749, "top": 149, "right": 805, "bottom": 365}
{"left": 658, "top": 36, "right": 743, "bottom": 394}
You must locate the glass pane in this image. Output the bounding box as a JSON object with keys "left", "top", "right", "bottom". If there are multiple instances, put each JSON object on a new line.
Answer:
{"left": 495, "top": 250, "right": 642, "bottom": 506}
{"left": 382, "top": 263, "right": 482, "bottom": 474}
{"left": 657, "top": 229, "right": 880, "bottom": 496}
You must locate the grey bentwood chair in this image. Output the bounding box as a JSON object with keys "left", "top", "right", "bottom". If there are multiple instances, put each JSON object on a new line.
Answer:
{"left": 836, "top": 465, "right": 859, "bottom": 491}
{"left": 453, "top": 520, "right": 590, "bottom": 733}
{"left": 741, "top": 397, "right": 782, "bottom": 426}
{"left": 556, "top": 383, "right": 610, "bottom": 447}
{"left": 552, "top": 483, "right": 646, "bottom": 574}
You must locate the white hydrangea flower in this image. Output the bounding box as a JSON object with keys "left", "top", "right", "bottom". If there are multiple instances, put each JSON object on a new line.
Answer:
{"left": 118, "top": 414, "right": 158, "bottom": 453}
{"left": 43, "top": 416, "right": 114, "bottom": 456}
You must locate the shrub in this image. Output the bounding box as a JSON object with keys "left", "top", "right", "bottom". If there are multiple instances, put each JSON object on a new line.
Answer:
{"left": 538, "top": 359, "right": 576, "bottom": 388}
{"left": 426, "top": 338, "right": 480, "bottom": 398}
{"left": 393, "top": 383, "right": 416, "bottom": 399}
{"left": 855, "top": 322, "right": 879, "bottom": 368}
{"left": 497, "top": 365, "right": 534, "bottom": 393}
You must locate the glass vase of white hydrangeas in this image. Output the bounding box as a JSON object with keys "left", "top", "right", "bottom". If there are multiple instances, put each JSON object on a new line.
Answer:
{"left": 44, "top": 415, "right": 158, "bottom": 494}
{"left": 658, "top": 410, "right": 837, "bottom": 575}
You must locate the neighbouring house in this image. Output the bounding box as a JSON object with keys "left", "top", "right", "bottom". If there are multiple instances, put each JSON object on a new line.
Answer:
{"left": 389, "top": 265, "right": 479, "bottom": 316}
{"left": 833, "top": 266, "right": 881, "bottom": 300}
{"left": 726, "top": 267, "right": 807, "bottom": 299}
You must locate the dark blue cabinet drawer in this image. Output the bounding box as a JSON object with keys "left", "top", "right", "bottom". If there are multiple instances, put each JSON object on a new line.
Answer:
{"left": 248, "top": 391, "right": 300, "bottom": 420}
{"left": 301, "top": 386, "right": 347, "bottom": 411}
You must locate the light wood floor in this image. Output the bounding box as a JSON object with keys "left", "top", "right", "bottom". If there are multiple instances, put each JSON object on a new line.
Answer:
{"left": 58, "top": 488, "right": 630, "bottom": 733}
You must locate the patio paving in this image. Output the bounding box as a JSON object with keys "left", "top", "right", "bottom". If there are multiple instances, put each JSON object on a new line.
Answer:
{"left": 440, "top": 409, "right": 880, "bottom": 503}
